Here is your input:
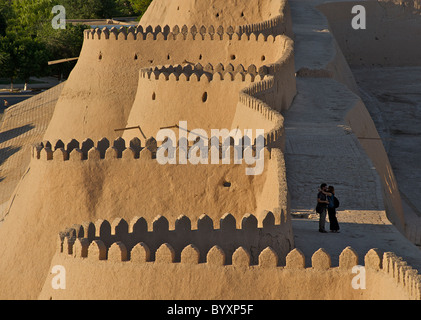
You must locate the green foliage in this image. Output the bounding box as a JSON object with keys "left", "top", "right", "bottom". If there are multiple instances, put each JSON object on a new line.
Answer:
{"left": 15, "top": 36, "right": 50, "bottom": 81}
{"left": 129, "top": 0, "right": 153, "bottom": 17}
{"left": 0, "top": 0, "right": 155, "bottom": 85}
{"left": 38, "top": 23, "right": 87, "bottom": 77}
{"left": 57, "top": 0, "right": 112, "bottom": 19}
{"left": 0, "top": 33, "right": 18, "bottom": 81}
{"left": 10, "top": 0, "right": 55, "bottom": 35}
{"left": 55, "top": 0, "right": 152, "bottom": 19}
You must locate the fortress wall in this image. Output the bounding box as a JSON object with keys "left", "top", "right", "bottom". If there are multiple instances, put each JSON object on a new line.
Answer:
{"left": 345, "top": 100, "right": 406, "bottom": 231}
{"left": 54, "top": 210, "right": 291, "bottom": 266}
{"left": 42, "top": 35, "right": 141, "bottom": 143}
{"left": 33, "top": 141, "right": 289, "bottom": 228}
{"left": 310, "top": 1, "right": 407, "bottom": 231}
{"left": 122, "top": 67, "right": 262, "bottom": 144}
{"left": 406, "top": 224, "right": 421, "bottom": 247}
{"left": 121, "top": 33, "right": 293, "bottom": 144}
{"left": 29, "top": 139, "right": 278, "bottom": 225}
{"left": 139, "top": 0, "right": 291, "bottom": 35}
{"left": 83, "top": 26, "right": 286, "bottom": 67}
{"left": 43, "top": 27, "right": 289, "bottom": 143}
{"left": 244, "top": 37, "right": 296, "bottom": 115}
{"left": 39, "top": 246, "right": 420, "bottom": 300}
{"left": 0, "top": 139, "right": 288, "bottom": 299}
{"left": 231, "top": 38, "right": 296, "bottom": 152}
{"left": 318, "top": 1, "right": 421, "bottom": 67}
{"left": 255, "top": 149, "right": 290, "bottom": 228}
{"left": 0, "top": 0, "right": 296, "bottom": 299}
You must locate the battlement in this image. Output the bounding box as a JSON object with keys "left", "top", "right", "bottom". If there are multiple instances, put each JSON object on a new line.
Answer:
{"left": 83, "top": 16, "right": 285, "bottom": 41}
{"left": 236, "top": 76, "right": 285, "bottom": 147}
{"left": 31, "top": 136, "right": 277, "bottom": 163}
{"left": 54, "top": 230, "right": 421, "bottom": 299}
{"left": 140, "top": 63, "right": 271, "bottom": 82}
{"left": 57, "top": 211, "right": 291, "bottom": 265}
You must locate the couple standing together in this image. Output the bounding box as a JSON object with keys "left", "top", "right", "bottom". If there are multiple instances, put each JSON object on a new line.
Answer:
{"left": 316, "top": 183, "right": 340, "bottom": 233}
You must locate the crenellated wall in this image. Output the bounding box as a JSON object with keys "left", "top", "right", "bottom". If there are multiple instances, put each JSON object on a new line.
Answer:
{"left": 43, "top": 15, "right": 295, "bottom": 143}
{"left": 39, "top": 243, "right": 421, "bottom": 300}
{"left": 0, "top": 133, "right": 290, "bottom": 298}
{"left": 55, "top": 211, "right": 292, "bottom": 265}
{"left": 121, "top": 33, "right": 295, "bottom": 147}
{"left": 139, "top": 0, "right": 294, "bottom": 38}
{"left": 0, "top": 0, "right": 297, "bottom": 300}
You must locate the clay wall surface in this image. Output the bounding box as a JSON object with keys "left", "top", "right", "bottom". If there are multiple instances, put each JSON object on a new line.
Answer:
{"left": 43, "top": 0, "right": 293, "bottom": 144}
{"left": 0, "top": 0, "right": 297, "bottom": 300}
{"left": 0, "top": 139, "right": 288, "bottom": 299}
{"left": 345, "top": 100, "right": 406, "bottom": 231}
{"left": 318, "top": 0, "right": 421, "bottom": 67}
{"left": 140, "top": 0, "right": 293, "bottom": 37}
{"left": 123, "top": 65, "right": 273, "bottom": 144}
{"left": 313, "top": 0, "right": 412, "bottom": 230}
{"left": 39, "top": 244, "right": 421, "bottom": 300}
{"left": 54, "top": 211, "right": 292, "bottom": 266}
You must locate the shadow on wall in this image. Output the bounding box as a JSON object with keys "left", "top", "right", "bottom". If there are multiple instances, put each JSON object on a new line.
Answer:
{"left": 0, "top": 124, "right": 35, "bottom": 145}
{"left": 0, "top": 146, "right": 22, "bottom": 168}
{"left": 317, "top": 0, "right": 421, "bottom": 67}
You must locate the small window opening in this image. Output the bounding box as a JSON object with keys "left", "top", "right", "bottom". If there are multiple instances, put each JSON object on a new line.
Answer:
{"left": 202, "top": 92, "right": 208, "bottom": 102}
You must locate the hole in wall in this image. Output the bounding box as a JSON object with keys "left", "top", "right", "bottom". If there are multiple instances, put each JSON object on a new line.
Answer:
{"left": 230, "top": 54, "right": 236, "bottom": 60}
{"left": 98, "top": 52, "right": 102, "bottom": 60}
{"left": 152, "top": 92, "right": 156, "bottom": 101}
{"left": 167, "top": 54, "right": 170, "bottom": 60}
{"left": 216, "top": 13, "right": 220, "bottom": 18}
{"left": 202, "top": 92, "right": 208, "bottom": 102}
{"left": 134, "top": 54, "right": 138, "bottom": 60}
{"left": 241, "top": 12, "right": 244, "bottom": 17}
{"left": 223, "top": 181, "right": 232, "bottom": 187}
{"left": 199, "top": 54, "right": 203, "bottom": 60}
{"left": 261, "top": 55, "right": 266, "bottom": 61}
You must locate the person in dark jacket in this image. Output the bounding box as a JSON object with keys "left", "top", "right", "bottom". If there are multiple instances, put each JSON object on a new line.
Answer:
{"left": 317, "top": 183, "right": 330, "bottom": 233}
{"left": 327, "top": 186, "right": 340, "bottom": 233}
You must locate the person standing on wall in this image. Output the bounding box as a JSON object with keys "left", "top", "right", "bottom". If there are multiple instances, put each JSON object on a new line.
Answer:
{"left": 3, "top": 99, "right": 9, "bottom": 108}
{"left": 327, "top": 186, "right": 340, "bottom": 233}
{"left": 316, "top": 183, "right": 330, "bottom": 233}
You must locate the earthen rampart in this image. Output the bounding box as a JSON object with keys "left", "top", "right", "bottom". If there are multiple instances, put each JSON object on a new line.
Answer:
{"left": 44, "top": 22, "right": 295, "bottom": 143}
{"left": 84, "top": 16, "right": 286, "bottom": 41}
{"left": 32, "top": 135, "right": 279, "bottom": 162}
{"left": 40, "top": 244, "right": 421, "bottom": 300}
{"left": 57, "top": 211, "right": 292, "bottom": 265}
{"left": 0, "top": 0, "right": 297, "bottom": 300}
